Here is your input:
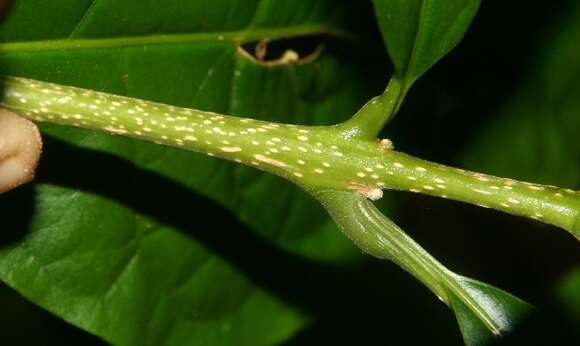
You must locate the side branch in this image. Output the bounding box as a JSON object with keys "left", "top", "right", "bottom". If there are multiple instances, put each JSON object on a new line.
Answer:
{"left": 337, "top": 76, "right": 403, "bottom": 139}
{"left": 315, "top": 190, "right": 531, "bottom": 339}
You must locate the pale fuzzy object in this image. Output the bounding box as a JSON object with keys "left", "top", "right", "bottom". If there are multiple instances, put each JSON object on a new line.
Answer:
{"left": 0, "top": 109, "right": 42, "bottom": 193}
{"left": 347, "top": 182, "right": 383, "bottom": 201}
{"left": 379, "top": 138, "right": 394, "bottom": 151}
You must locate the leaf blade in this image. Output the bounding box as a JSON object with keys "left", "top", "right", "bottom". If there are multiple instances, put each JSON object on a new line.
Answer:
{"left": 448, "top": 275, "right": 532, "bottom": 345}
{"left": 372, "top": 0, "right": 481, "bottom": 85}
{"left": 0, "top": 1, "right": 377, "bottom": 345}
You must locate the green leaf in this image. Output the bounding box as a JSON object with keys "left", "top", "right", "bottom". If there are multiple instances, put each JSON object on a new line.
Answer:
{"left": 372, "top": 0, "right": 481, "bottom": 86}
{"left": 447, "top": 275, "right": 531, "bottom": 345}
{"left": 0, "top": 1, "right": 380, "bottom": 345}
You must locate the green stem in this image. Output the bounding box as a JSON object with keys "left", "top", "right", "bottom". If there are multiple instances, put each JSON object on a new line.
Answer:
{"left": 337, "top": 76, "right": 403, "bottom": 139}
{"left": 1, "top": 76, "right": 578, "bottom": 238}
{"left": 315, "top": 190, "right": 530, "bottom": 336}
{"left": 315, "top": 190, "right": 450, "bottom": 301}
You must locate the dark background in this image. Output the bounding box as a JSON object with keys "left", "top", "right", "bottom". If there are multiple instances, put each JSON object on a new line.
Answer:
{"left": 1, "top": 1, "right": 579, "bottom": 345}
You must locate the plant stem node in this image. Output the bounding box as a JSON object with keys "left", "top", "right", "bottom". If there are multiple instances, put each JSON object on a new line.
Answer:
{"left": 347, "top": 182, "right": 383, "bottom": 201}
{"left": 379, "top": 138, "right": 394, "bottom": 151}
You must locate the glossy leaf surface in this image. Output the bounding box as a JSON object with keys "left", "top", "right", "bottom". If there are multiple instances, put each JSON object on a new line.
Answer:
{"left": 0, "top": 1, "right": 380, "bottom": 345}
{"left": 372, "top": 0, "right": 480, "bottom": 85}
{"left": 447, "top": 275, "right": 531, "bottom": 345}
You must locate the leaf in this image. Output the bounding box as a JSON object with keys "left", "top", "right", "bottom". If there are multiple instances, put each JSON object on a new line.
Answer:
{"left": 447, "top": 275, "right": 531, "bottom": 345}
{"left": 0, "top": 1, "right": 382, "bottom": 345}
{"left": 372, "top": 0, "right": 481, "bottom": 85}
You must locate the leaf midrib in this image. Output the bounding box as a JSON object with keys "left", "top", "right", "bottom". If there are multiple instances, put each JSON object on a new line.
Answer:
{"left": 0, "top": 24, "right": 354, "bottom": 53}
{"left": 402, "top": 0, "right": 428, "bottom": 83}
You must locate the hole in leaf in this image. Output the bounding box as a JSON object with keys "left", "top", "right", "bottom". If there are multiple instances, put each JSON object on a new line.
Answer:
{"left": 238, "top": 35, "right": 327, "bottom": 67}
